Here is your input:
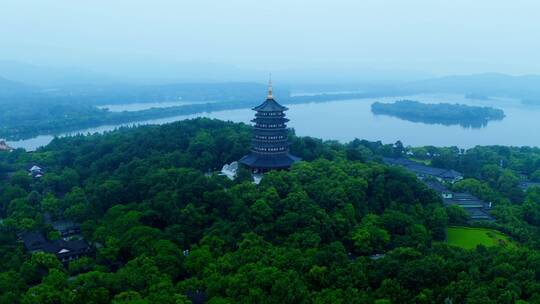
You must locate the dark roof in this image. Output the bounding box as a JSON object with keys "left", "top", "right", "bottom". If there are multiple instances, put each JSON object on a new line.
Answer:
{"left": 383, "top": 157, "right": 417, "bottom": 166}
{"left": 452, "top": 193, "right": 479, "bottom": 200}
{"left": 240, "top": 152, "right": 301, "bottom": 169}
{"left": 444, "top": 192, "right": 487, "bottom": 206}
{"left": 383, "top": 157, "right": 463, "bottom": 180}
{"left": 51, "top": 220, "right": 80, "bottom": 232}
{"left": 186, "top": 291, "right": 207, "bottom": 304}
{"left": 252, "top": 98, "right": 288, "bottom": 112}
{"left": 407, "top": 164, "right": 448, "bottom": 176}
{"left": 52, "top": 239, "right": 90, "bottom": 258}
{"left": 424, "top": 180, "right": 451, "bottom": 193}
{"left": 468, "top": 209, "right": 495, "bottom": 221}
{"left": 20, "top": 232, "right": 48, "bottom": 251}
{"left": 439, "top": 169, "right": 463, "bottom": 179}
{"left": 20, "top": 232, "right": 90, "bottom": 256}
{"left": 520, "top": 181, "right": 540, "bottom": 190}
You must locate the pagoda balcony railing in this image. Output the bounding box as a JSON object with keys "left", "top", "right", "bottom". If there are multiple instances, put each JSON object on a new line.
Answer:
{"left": 250, "top": 149, "right": 290, "bottom": 155}
{"left": 251, "top": 118, "right": 289, "bottom": 123}
{"left": 252, "top": 139, "right": 289, "bottom": 146}
{"left": 255, "top": 112, "right": 285, "bottom": 117}
{"left": 251, "top": 145, "right": 290, "bottom": 151}
{"left": 253, "top": 126, "right": 288, "bottom": 131}
{"left": 253, "top": 136, "right": 287, "bottom": 141}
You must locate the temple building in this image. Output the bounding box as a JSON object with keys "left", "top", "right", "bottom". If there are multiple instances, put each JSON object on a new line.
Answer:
{"left": 239, "top": 79, "right": 300, "bottom": 172}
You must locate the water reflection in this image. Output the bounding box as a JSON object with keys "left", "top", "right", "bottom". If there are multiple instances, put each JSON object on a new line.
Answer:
{"left": 371, "top": 113, "right": 501, "bottom": 129}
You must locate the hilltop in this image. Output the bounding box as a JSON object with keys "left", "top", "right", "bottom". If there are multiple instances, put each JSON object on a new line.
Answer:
{"left": 1, "top": 119, "right": 540, "bottom": 302}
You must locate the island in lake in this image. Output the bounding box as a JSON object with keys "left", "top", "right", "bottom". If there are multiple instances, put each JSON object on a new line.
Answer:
{"left": 371, "top": 100, "right": 505, "bottom": 128}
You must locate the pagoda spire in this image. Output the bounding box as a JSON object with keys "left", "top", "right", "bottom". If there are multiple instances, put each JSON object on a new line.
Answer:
{"left": 267, "top": 74, "right": 273, "bottom": 99}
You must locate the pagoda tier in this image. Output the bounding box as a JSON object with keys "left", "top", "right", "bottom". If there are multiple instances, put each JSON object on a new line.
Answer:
{"left": 251, "top": 117, "right": 290, "bottom": 124}
{"left": 251, "top": 139, "right": 289, "bottom": 146}
{"left": 239, "top": 80, "right": 301, "bottom": 171}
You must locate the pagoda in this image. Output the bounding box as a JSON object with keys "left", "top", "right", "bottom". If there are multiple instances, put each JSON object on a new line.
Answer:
{"left": 239, "top": 78, "right": 301, "bottom": 172}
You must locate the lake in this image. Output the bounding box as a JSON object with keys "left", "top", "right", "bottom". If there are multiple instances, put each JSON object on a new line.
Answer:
{"left": 7, "top": 93, "right": 540, "bottom": 151}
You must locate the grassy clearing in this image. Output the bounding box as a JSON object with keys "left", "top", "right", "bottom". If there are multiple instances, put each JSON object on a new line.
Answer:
{"left": 447, "top": 227, "right": 514, "bottom": 250}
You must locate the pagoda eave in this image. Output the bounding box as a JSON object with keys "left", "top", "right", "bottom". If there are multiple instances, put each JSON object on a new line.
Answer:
{"left": 239, "top": 152, "right": 301, "bottom": 170}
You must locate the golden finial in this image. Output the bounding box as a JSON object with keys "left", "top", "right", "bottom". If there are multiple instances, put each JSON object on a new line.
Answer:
{"left": 267, "top": 73, "right": 273, "bottom": 99}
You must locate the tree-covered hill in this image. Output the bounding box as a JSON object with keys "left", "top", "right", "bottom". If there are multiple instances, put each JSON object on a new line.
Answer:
{"left": 371, "top": 100, "right": 505, "bottom": 128}
{"left": 0, "top": 76, "right": 36, "bottom": 98}
{"left": 1, "top": 119, "right": 540, "bottom": 303}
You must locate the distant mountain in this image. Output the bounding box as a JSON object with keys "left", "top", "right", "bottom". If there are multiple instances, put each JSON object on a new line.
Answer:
{"left": 0, "top": 76, "right": 36, "bottom": 98}
{"left": 0, "top": 61, "right": 118, "bottom": 87}
{"left": 43, "top": 82, "right": 289, "bottom": 105}
{"left": 3, "top": 61, "right": 540, "bottom": 105}
{"left": 400, "top": 73, "right": 540, "bottom": 101}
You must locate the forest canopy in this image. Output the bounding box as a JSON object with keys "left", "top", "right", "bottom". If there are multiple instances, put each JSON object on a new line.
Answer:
{"left": 1, "top": 118, "right": 540, "bottom": 303}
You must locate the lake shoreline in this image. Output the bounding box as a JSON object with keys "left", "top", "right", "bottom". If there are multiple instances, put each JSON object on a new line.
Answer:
{"left": 2, "top": 91, "right": 400, "bottom": 142}
{"left": 7, "top": 93, "right": 540, "bottom": 151}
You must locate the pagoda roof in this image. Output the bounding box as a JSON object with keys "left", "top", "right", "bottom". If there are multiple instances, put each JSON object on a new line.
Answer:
{"left": 239, "top": 152, "right": 300, "bottom": 169}
{"left": 252, "top": 98, "right": 288, "bottom": 112}
{"left": 252, "top": 129, "right": 288, "bottom": 136}
{"left": 251, "top": 117, "right": 289, "bottom": 123}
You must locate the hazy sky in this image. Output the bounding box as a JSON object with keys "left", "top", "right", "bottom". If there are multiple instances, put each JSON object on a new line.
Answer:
{"left": 2, "top": 0, "right": 540, "bottom": 81}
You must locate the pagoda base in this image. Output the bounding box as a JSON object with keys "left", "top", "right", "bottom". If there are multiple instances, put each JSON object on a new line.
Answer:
{"left": 239, "top": 152, "right": 301, "bottom": 172}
